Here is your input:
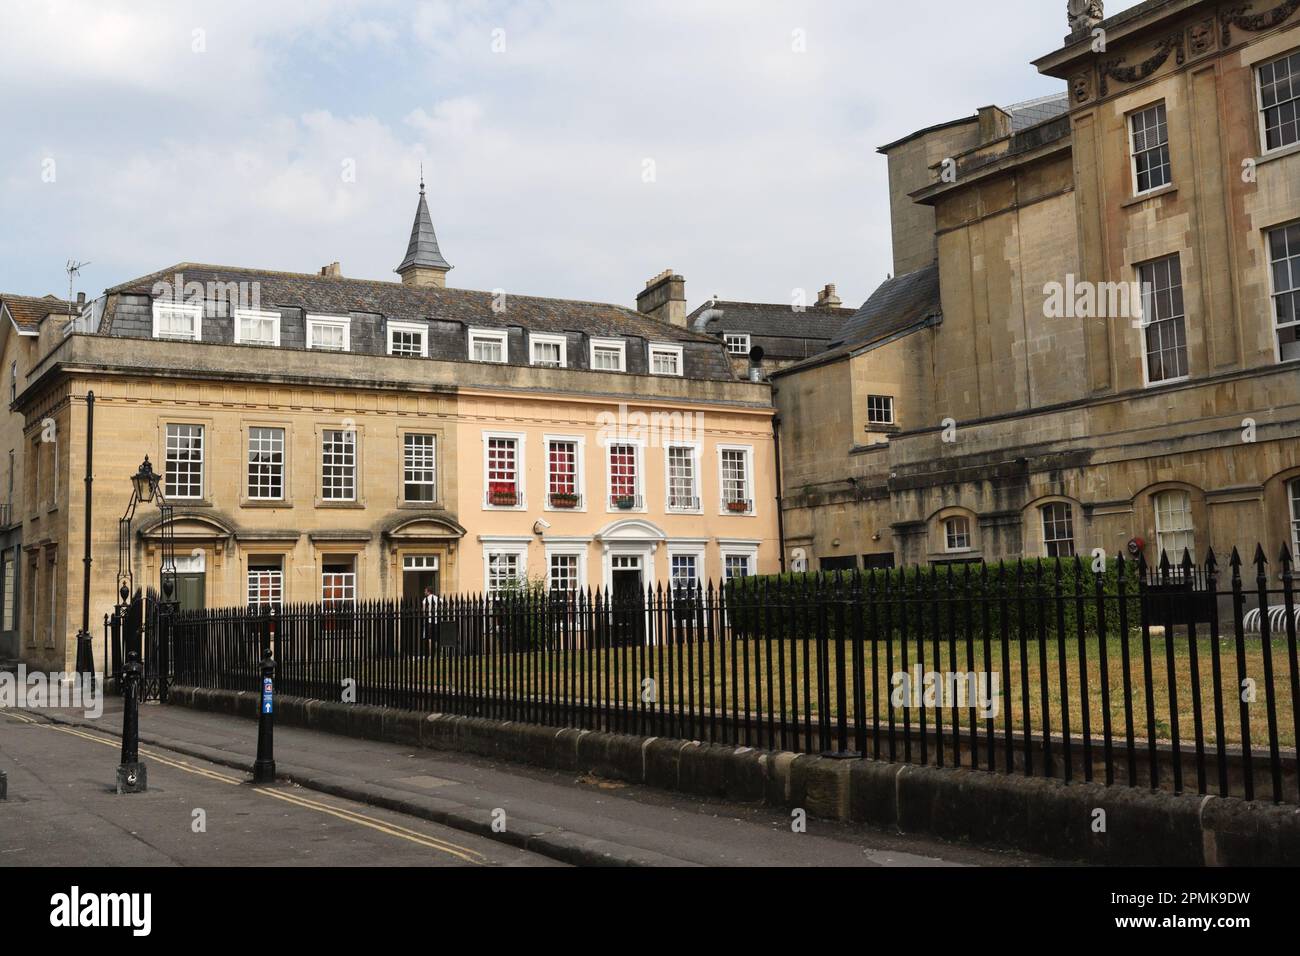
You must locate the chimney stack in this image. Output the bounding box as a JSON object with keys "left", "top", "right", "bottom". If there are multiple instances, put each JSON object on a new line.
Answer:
{"left": 320, "top": 262, "right": 342, "bottom": 278}
{"left": 815, "top": 283, "right": 842, "bottom": 308}
{"left": 636, "top": 269, "right": 687, "bottom": 327}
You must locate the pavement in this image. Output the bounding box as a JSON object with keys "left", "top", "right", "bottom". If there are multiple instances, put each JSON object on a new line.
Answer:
{"left": 0, "top": 699, "right": 1060, "bottom": 867}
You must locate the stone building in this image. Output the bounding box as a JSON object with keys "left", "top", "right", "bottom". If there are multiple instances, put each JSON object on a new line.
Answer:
{"left": 774, "top": 0, "right": 1300, "bottom": 572}
{"left": 0, "top": 292, "right": 76, "bottom": 660}
{"left": 6, "top": 185, "right": 778, "bottom": 672}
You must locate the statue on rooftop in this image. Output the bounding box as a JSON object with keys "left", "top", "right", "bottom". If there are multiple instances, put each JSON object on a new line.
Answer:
{"left": 1068, "top": 0, "right": 1104, "bottom": 37}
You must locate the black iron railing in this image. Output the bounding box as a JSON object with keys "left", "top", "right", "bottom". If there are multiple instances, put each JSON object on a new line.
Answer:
{"left": 170, "top": 547, "right": 1300, "bottom": 804}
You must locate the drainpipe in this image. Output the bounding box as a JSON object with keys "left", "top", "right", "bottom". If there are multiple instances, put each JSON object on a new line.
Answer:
{"left": 772, "top": 412, "right": 787, "bottom": 573}
{"left": 75, "top": 391, "right": 95, "bottom": 686}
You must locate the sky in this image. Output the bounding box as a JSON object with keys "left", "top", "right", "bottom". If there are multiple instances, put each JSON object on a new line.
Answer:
{"left": 0, "top": 0, "right": 1142, "bottom": 314}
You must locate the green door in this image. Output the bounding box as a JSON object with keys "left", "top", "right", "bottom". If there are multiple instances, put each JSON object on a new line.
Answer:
{"left": 176, "top": 573, "right": 206, "bottom": 612}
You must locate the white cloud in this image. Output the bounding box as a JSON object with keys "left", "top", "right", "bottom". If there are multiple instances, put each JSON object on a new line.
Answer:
{"left": 0, "top": 1, "right": 1141, "bottom": 309}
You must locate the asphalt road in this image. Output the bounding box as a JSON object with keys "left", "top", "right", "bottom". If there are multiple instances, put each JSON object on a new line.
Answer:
{"left": 2, "top": 702, "right": 1056, "bottom": 867}
{"left": 0, "top": 711, "right": 556, "bottom": 867}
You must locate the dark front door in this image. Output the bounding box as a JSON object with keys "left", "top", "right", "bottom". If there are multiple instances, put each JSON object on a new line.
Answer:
{"left": 612, "top": 567, "right": 644, "bottom": 646}
{"left": 176, "top": 573, "right": 205, "bottom": 612}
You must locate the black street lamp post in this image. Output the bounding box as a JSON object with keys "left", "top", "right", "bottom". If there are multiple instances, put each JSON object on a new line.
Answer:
{"left": 114, "top": 455, "right": 178, "bottom": 795}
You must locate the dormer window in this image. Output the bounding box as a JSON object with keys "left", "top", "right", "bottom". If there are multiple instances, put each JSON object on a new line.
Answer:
{"left": 306, "top": 315, "right": 351, "bottom": 352}
{"left": 152, "top": 302, "right": 202, "bottom": 341}
{"left": 649, "top": 343, "right": 683, "bottom": 376}
{"left": 724, "top": 333, "right": 750, "bottom": 355}
{"left": 529, "top": 333, "right": 567, "bottom": 368}
{"left": 387, "top": 321, "right": 428, "bottom": 357}
{"left": 589, "top": 337, "right": 626, "bottom": 371}
{"left": 234, "top": 309, "right": 281, "bottom": 347}
{"left": 469, "top": 328, "right": 508, "bottom": 363}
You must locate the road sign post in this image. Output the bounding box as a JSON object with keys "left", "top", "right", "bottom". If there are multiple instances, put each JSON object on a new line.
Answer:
{"left": 253, "top": 651, "right": 276, "bottom": 784}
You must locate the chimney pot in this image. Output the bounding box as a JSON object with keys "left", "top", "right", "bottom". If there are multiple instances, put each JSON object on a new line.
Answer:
{"left": 320, "top": 261, "right": 342, "bottom": 278}
{"left": 815, "top": 283, "right": 842, "bottom": 308}
{"left": 76, "top": 292, "right": 86, "bottom": 306}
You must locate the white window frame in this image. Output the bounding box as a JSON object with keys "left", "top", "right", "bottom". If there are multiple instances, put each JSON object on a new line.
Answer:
{"left": 1136, "top": 255, "right": 1190, "bottom": 388}
{"left": 866, "top": 394, "right": 895, "bottom": 425}
{"left": 233, "top": 308, "right": 281, "bottom": 347}
{"left": 152, "top": 301, "right": 203, "bottom": 341}
{"left": 543, "top": 539, "right": 590, "bottom": 592}
{"left": 605, "top": 438, "right": 646, "bottom": 513}
{"left": 1289, "top": 478, "right": 1300, "bottom": 560}
{"left": 468, "top": 327, "right": 509, "bottom": 363}
{"left": 246, "top": 426, "right": 285, "bottom": 501}
{"left": 165, "top": 423, "right": 204, "bottom": 500}
{"left": 402, "top": 432, "right": 438, "bottom": 504}
{"left": 944, "top": 515, "right": 972, "bottom": 553}
{"left": 1153, "top": 490, "right": 1195, "bottom": 563}
{"left": 387, "top": 320, "right": 428, "bottom": 358}
{"left": 723, "top": 333, "right": 751, "bottom": 355}
{"left": 717, "top": 444, "right": 754, "bottom": 516}
{"left": 482, "top": 431, "right": 526, "bottom": 510}
{"left": 588, "top": 337, "right": 626, "bottom": 372}
{"left": 320, "top": 555, "right": 358, "bottom": 606}
{"left": 1128, "top": 101, "right": 1172, "bottom": 196}
{"left": 320, "top": 428, "right": 357, "bottom": 502}
{"left": 1267, "top": 221, "right": 1300, "bottom": 365}
{"left": 306, "top": 315, "right": 351, "bottom": 352}
{"left": 664, "top": 442, "right": 702, "bottom": 513}
{"left": 481, "top": 538, "right": 530, "bottom": 593}
{"left": 1256, "top": 48, "right": 1300, "bottom": 156}
{"left": 247, "top": 557, "right": 284, "bottom": 608}
{"left": 667, "top": 540, "right": 706, "bottom": 593}
{"left": 543, "top": 434, "right": 586, "bottom": 512}
{"left": 528, "top": 332, "right": 568, "bottom": 368}
{"left": 1041, "top": 502, "right": 1076, "bottom": 558}
{"left": 648, "top": 342, "right": 684, "bottom": 377}
{"left": 719, "top": 540, "right": 760, "bottom": 581}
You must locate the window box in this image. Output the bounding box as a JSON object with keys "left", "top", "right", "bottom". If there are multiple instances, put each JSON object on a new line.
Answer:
{"left": 612, "top": 494, "right": 638, "bottom": 510}
{"left": 549, "top": 492, "right": 580, "bottom": 509}
{"left": 488, "top": 488, "right": 518, "bottom": 507}
{"left": 725, "top": 499, "right": 751, "bottom": 513}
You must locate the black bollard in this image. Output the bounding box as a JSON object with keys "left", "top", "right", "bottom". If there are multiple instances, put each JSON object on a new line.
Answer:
{"left": 253, "top": 651, "right": 276, "bottom": 784}
{"left": 1, "top": 768, "right": 7, "bottom": 801}
{"left": 116, "top": 651, "right": 147, "bottom": 794}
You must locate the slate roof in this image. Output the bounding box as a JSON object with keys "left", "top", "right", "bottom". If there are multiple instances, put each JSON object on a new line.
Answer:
{"left": 1006, "top": 93, "right": 1070, "bottom": 132}
{"left": 396, "top": 184, "right": 452, "bottom": 274}
{"left": 687, "top": 300, "right": 854, "bottom": 341}
{"left": 106, "top": 262, "right": 719, "bottom": 345}
{"left": 831, "top": 263, "right": 940, "bottom": 349}
{"left": 1, "top": 293, "right": 75, "bottom": 333}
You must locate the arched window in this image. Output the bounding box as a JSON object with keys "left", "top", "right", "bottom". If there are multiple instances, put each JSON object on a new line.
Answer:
{"left": 944, "top": 516, "right": 971, "bottom": 553}
{"left": 1154, "top": 490, "right": 1195, "bottom": 561}
{"left": 1041, "top": 502, "right": 1076, "bottom": 558}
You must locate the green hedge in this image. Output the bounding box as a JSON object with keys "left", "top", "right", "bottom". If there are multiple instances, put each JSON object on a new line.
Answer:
{"left": 723, "top": 558, "right": 1146, "bottom": 643}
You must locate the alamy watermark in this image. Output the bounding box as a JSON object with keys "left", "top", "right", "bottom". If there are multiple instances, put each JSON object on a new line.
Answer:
{"left": 890, "top": 666, "right": 1001, "bottom": 719}
{"left": 151, "top": 272, "right": 261, "bottom": 312}
{"left": 0, "top": 666, "right": 102, "bottom": 718}
{"left": 595, "top": 403, "right": 704, "bottom": 448}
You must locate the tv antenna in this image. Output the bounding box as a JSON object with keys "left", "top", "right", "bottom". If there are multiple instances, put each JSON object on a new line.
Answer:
{"left": 66, "top": 259, "right": 90, "bottom": 320}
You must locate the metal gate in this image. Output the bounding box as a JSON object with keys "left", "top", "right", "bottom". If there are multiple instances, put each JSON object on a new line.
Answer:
{"left": 107, "top": 588, "right": 172, "bottom": 702}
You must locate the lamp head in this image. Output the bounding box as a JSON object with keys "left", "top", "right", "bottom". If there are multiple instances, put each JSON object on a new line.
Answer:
{"left": 132, "top": 457, "right": 158, "bottom": 503}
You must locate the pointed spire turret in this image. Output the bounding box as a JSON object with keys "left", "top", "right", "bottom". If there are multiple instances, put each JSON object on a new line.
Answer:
{"left": 396, "top": 169, "right": 452, "bottom": 287}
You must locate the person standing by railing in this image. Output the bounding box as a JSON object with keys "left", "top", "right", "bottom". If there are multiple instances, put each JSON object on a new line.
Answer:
{"left": 422, "top": 586, "right": 440, "bottom": 644}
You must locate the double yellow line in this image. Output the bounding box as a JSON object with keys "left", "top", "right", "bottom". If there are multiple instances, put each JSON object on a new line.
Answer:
{"left": 1, "top": 711, "right": 486, "bottom": 865}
